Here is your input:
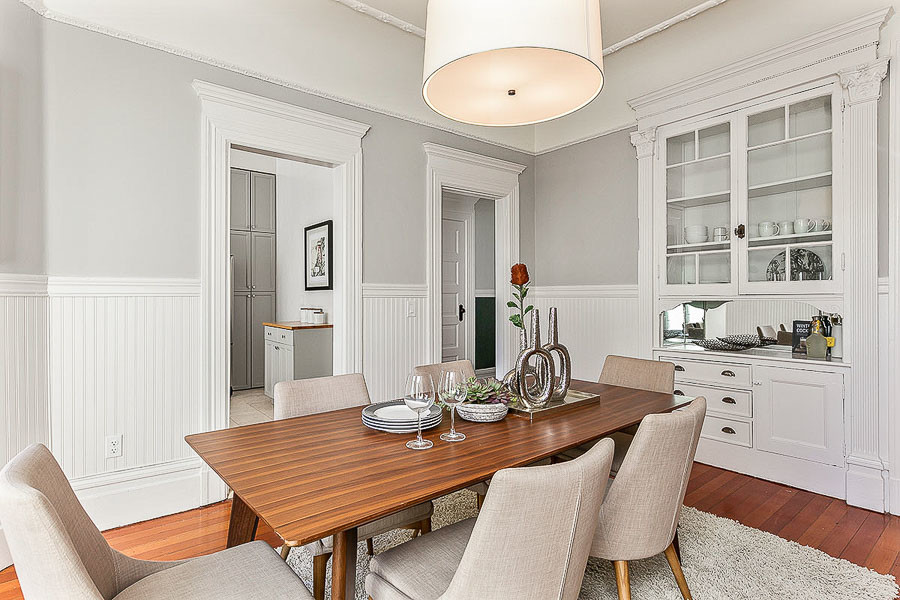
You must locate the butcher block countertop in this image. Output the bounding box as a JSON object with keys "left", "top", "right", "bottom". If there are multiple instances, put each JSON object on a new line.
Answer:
{"left": 263, "top": 321, "right": 333, "bottom": 330}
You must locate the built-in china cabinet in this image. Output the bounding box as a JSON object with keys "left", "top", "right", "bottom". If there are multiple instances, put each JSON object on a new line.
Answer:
{"left": 629, "top": 8, "right": 891, "bottom": 512}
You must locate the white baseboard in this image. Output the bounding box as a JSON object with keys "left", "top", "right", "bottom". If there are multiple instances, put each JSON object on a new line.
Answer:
{"left": 71, "top": 458, "right": 206, "bottom": 531}
{"left": 845, "top": 462, "right": 886, "bottom": 512}
{"left": 890, "top": 477, "right": 900, "bottom": 516}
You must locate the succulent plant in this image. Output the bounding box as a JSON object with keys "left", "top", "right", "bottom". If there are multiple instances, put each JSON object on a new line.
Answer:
{"left": 464, "top": 377, "right": 512, "bottom": 405}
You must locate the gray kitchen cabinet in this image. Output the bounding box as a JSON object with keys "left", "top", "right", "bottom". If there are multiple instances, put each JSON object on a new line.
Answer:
{"left": 231, "top": 293, "right": 250, "bottom": 390}
{"left": 230, "top": 169, "right": 251, "bottom": 230}
{"left": 231, "top": 231, "right": 250, "bottom": 292}
{"left": 263, "top": 325, "right": 333, "bottom": 398}
{"left": 250, "top": 293, "right": 275, "bottom": 388}
{"left": 251, "top": 172, "right": 276, "bottom": 233}
{"left": 251, "top": 233, "right": 276, "bottom": 292}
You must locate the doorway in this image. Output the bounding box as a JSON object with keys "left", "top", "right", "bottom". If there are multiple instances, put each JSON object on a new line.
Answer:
{"left": 441, "top": 192, "right": 495, "bottom": 377}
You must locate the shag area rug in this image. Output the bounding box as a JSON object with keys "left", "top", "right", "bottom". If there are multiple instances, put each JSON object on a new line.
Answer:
{"left": 284, "top": 489, "right": 898, "bottom": 600}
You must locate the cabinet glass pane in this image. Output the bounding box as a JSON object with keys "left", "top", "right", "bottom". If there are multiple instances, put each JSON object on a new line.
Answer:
{"left": 667, "top": 132, "right": 695, "bottom": 165}
{"left": 698, "top": 252, "right": 730, "bottom": 284}
{"left": 698, "top": 123, "right": 730, "bottom": 158}
{"left": 667, "top": 255, "right": 696, "bottom": 285}
{"left": 748, "top": 108, "right": 785, "bottom": 147}
{"left": 789, "top": 245, "right": 832, "bottom": 282}
{"left": 667, "top": 200, "right": 730, "bottom": 246}
{"left": 748, "top": 247, "right": 786, "bottom": 282}
{"left": 748, "top": 134, "right": 831, "bottom": 188}
{"left": 789, "top": 96, "right": 831, "bottom": 138}
{"left": 747, "top": 186, "right": 832, "bottom": 245}
{"left": 667, "top": 156, "right": 730, "bottom": 199}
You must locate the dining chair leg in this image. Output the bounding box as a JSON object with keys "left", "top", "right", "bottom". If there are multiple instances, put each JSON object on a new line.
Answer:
{"left": 366, "top": 538, "right": 375, "bottom": 556}
{"left": 280, "top": 544, "right": 291, "bottom": 560}
{"left": 664, "top": 543, "right": 693, "bottom": 600}
{"left": 613, "top": 561, "right": 631, "bottom": 600}
{"left": 313, "top": 553, "right": 330, "bottom": 600}
{"left": 420, "top": 518, "right": 432, "bottom": 534}
{"left": 476, "top": 493, "right": 485, "bottom": 509}
{"left": 673, "top": 529, "right": 682, "bottom": 563}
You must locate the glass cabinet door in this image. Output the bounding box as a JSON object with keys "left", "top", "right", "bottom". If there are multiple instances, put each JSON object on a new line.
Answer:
{"left": 661, "top": 120, "right": 736, "bottom": 294}
{"left": 740, "top": 91, "right": 838, "bottom": 293}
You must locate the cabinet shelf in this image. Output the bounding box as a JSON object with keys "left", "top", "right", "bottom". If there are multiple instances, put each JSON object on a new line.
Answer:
{"left": 666, "top": 151, "right": 730, "bottom": 170}
{"left": 748, "top": 172, "right": 832, "bottom": 198}
{"left": 746, "top": 129, "right": 832, "bottom": 152}
{"left": 667, "top": 241, "right": 730, "bottom": 253}
{"left": 666, "top": 246, "right": 731, "bottom": 257}
{"left": 748, "top": 231, "right": 832, "bottom": 247}
{"left": 666, "top": 191, "right": 730, "bottom": 208}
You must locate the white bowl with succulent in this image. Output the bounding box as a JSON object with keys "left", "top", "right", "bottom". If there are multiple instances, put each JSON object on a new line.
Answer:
{"left": 455, "top": 378, "right": 511, "bottom": 423}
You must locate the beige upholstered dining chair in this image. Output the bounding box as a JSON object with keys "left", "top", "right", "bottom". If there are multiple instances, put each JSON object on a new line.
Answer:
{"left": 558, "top": 355, "right": 676, "bottom": 473}
{"left": 274, "top": 373, "right": 434, "bottom": 600}
{"left": 591, "top": 397, "right": 706, "bottom": 600}
{"left": 365, "top": 437, "right": 615, "bottom": 600}
{"left": 413, "top": 360, "right": 491, "bottom": 507}
{"left": 0, "top": 444, "right": 312, "bottom": 600}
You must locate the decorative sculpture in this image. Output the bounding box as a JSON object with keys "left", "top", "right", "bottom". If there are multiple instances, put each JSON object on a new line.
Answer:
{"left": 504, "top": 307, "right": 572, "bottom": 409}
{"left": 543, "top": 307, "right": 572, "bottom": 400}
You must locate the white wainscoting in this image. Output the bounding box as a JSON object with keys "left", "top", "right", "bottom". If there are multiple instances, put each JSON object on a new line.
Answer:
{"left": 0, "top": 277, "right": 50, "bottom": 569}
{"left": 362, "top": 284, "right": 428, "bottom": 403}
{"left": 530, "top": 285, "right": 641, "bottom": 381}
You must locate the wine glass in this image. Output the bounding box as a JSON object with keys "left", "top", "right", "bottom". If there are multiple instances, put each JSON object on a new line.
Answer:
{"left": 439, "top": 369, "right": 467, "bottom": 442}
{"left": 404, "top": 373, "right": 435, "bottom": 450}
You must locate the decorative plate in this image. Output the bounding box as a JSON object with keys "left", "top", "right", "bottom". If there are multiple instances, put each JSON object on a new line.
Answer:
{"left": 718, "top": 334, "right": 762, "bottom": 348}
{"left": 362, "top": 400, "right": 442, "bottom": 423}
{"left": 766, "top": 248, "right": 826, "bottom": 281}
{"left": 693, "top": 339, "right": 748, "bottom": 352}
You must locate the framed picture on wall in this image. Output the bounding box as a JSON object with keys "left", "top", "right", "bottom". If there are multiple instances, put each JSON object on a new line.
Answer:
{"left": 304, "top": 220, "right": 333, "bottom": 291}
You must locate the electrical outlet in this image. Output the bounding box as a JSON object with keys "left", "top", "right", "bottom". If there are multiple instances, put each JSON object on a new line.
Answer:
{"left": 105, "top": 434, "right": 123, "bottom": 459}
{"left": 406, "top": 299, "right": 416, "bottom": 318}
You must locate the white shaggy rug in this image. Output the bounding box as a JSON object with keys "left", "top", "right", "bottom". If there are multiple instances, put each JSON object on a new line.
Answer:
{"left": 284, "top": 489, "right": 898, "bottom": 600}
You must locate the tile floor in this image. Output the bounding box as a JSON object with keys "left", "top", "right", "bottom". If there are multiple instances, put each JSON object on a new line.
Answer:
{"left": 229, "top": 388, "right": 273, "bottom": 427}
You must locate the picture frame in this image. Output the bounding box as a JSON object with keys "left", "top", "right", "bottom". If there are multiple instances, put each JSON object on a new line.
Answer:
{"left": 304, "top": 220, "right": 333, "bottom": 291}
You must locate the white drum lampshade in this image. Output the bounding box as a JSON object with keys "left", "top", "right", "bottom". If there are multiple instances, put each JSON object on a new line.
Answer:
{"left": 422, "top": 0, "right": 604, "bottom": 127}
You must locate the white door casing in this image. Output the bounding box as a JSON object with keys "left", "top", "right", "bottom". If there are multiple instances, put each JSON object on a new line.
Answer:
{"left": 424, "top": 143, "right": 526, "bottom": 376}
{"left": 195, "top": 81, "right": 369, "bottom": 504}
{"left": 441, "top": 206, "right": 475, "bottom": 363}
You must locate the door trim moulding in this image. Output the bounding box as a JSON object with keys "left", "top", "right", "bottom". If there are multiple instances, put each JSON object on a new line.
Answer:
{"left": 423, "top": 143, "right": 526, "bottom": 376}
{"left": 194, "top": 80, "right": 369, "bottom": 504}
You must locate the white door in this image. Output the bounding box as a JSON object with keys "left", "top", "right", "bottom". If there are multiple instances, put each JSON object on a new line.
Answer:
{"left": 441, "top": 216, "right": 470, "bottom": 362}
{"left": 754, "top": 366, "right": 844, "bottom": 466}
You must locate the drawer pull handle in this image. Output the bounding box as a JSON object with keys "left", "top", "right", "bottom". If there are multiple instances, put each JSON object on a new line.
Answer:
{"left": 674, "top": 390, "right": 685, "bottom": 396}
{"left": 722, "top": 426, "right": 736, "bottom": 435}
{"left": 721, "top": 370, "right": 736, "bottom": 377}
{"left": 674, "top": 365, "right": 685, "bottom": 372}
{"left": 721, "top": 397, "right": 737, "bottom": 404}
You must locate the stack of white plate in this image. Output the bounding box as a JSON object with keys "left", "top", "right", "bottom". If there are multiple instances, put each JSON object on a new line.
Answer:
{"left": 362, "top": 401, "right": 442, "bottom": 433}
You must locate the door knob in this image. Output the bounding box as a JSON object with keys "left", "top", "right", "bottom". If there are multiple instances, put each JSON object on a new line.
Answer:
{"left": 458, "top": 304, "right": 466, "bottom": 321}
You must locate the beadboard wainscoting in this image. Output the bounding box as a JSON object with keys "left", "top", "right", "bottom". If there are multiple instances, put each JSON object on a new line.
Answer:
{"left": 0, "top": 276, "right": 50, "bottom": 569}
{"left": 362, "top": 284, "right": 428, "bottom": 403}
{"left": 530, "top": 285, "right": 641, "bottom": 381}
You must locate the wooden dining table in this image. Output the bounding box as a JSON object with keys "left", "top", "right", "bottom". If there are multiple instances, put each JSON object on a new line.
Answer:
{"left": 185, "top": 379, "right": 691, "bottom": 600}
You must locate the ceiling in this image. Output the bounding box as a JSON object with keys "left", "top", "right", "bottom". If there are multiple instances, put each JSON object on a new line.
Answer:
{"left": 361, "top": 0, "right": 706, "bottom": 48}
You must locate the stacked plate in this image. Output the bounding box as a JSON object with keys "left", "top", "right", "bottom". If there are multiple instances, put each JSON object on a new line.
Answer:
{"left": 362, "top": 400, "right": 442, "bottom": 434}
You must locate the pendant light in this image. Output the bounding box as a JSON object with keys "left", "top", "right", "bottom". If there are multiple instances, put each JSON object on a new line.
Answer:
{"left": 422, "top": 0, "right": 604, "bottom": 127}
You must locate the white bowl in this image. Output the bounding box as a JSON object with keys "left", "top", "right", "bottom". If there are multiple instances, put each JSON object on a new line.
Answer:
{"left": 684, "top": 233, "right": 709, "bottom": 244}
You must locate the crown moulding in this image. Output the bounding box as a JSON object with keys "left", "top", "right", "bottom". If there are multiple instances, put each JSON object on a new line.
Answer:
{"left": 330, "top": 0, "right": 730, "bottom": 58}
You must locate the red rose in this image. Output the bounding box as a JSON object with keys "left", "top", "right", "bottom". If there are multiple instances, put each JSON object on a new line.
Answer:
{"left": 510, "top": 264, "right": 529, "bottom": 286}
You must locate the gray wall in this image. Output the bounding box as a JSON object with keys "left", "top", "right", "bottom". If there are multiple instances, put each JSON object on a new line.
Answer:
{"left": 474, "top": 198, "right": 495, "bottom": 292}
{"left": 39, "top": 17, "right": 535, "bottom": 282}
{"left": 0, "top": 2, "right": 45, "bottom": 273}
{"left": 533, "top": 128, "right": 639, "bottom": 286}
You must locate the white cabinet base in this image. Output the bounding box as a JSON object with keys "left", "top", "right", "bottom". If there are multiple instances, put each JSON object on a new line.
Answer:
{"left": 695, "top": 437, "right": 846, "bottom": 500}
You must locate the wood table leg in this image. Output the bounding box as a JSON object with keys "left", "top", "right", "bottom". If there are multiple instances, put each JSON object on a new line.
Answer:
{"left": 226, "top": 494, "right": 259, "bottom": 548}
{"left": 332, "top": 527, "right": 358, "bottom": 600}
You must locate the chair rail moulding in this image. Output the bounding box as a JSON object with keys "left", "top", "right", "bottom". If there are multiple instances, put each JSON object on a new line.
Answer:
{"left": 423, "top": 143, "right": 526, "bottom": 375}
{"left": 626, "top": 8, "right": 890, "bottom": 512}
{"left": 194, "top": 80, "right": 369, "bottom": 504}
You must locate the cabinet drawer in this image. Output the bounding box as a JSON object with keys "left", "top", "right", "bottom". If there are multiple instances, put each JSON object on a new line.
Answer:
{"left": 661, "top": 356, "right": 751, "bottom": 387}
{"left": 674, "top": 382, "right": 752, "bottom": 418}
{"left": 264, "top": 326, "right": 292, "bottom": 345}
{"left": 702, "top": 415, "right": 752, "bottom": 447}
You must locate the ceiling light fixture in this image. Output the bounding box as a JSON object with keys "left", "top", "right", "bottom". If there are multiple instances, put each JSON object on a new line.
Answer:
{"left": 422, "top": 0, "right": 604, "bottom": 127}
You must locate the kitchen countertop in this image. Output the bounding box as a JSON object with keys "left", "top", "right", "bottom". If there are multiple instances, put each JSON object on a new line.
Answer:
{"left": 263, "top": 321, "right": 333, "bottom": 330}
{"left": 655, "top": 343, "right": 850, "bottom": 368}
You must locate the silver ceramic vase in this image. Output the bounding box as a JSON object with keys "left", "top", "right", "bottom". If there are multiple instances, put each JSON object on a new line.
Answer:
{"left": 512, "top": 308, "right": 555, "bottom": 409}
{"left": 543, "top": 307, "right": 571, "bottom": 400}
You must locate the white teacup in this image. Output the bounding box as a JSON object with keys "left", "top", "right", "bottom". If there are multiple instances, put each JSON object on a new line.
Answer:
{"left": 778, "top": 221, "right": 794, "bottom": 235}
{"left": 758, "top": 221, "right": 779, "bottom": 237}
{"left": 812, "top": 217, "right": 831, "bottom": 232}
{"left": 794, "top": 218, "right": 814, "bottom": 233}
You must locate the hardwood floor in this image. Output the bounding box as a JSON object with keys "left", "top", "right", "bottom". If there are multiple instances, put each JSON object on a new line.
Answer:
{"left": 1, "top": 463, "right": 899, "bottom": 599}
